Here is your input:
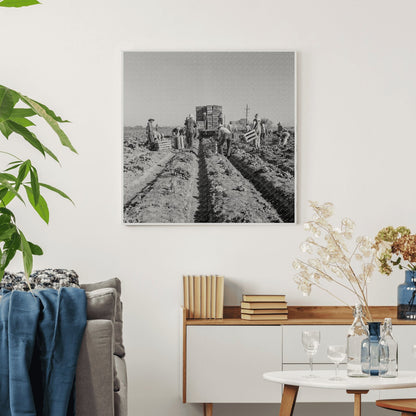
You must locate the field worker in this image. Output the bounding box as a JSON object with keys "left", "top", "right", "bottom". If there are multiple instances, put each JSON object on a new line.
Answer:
{"left": 146, "top": 118, "right": 156, "bottom": 147}
{"left": 227, "top": 121, "right": 237, "bottom": 140}
{"left": 260, "top": 120, "right": 266, "bottom": 143}
{"left": 218, "top": 125, "right": 233, "bottom": 157}
{"left": 219, "top": 112, "right": 224, "bottom": 126}
{"left": 184, "top": 114, "right": 197, "bottom": 149}
{"left": 280, "top": 130, "right": 291, "bottom": 146}
{"left": 252, "top": 114, "right": 261, "bottom": 150}
{"left": 172, "top": 127, "right": 184, "bottom": 150}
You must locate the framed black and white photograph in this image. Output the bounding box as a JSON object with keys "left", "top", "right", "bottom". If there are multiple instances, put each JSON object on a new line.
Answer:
{"left": 123, "top": 51, "right": 296, "bottom": 224}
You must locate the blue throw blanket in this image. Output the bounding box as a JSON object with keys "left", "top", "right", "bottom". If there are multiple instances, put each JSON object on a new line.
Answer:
{"left": 0, "top": 287, "right": 86, "bottom": 416}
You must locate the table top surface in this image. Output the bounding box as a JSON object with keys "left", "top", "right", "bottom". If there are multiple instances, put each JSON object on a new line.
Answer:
{"left": 263, "top": 371, "right": 416, "bottom": 390}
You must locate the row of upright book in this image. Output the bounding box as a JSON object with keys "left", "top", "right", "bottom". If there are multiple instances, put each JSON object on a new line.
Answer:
{"left": 241, "top": 294, "right": 288, "bottom": 320}
{"left": 183, "top": 275, "right": 224, "bottom": 319}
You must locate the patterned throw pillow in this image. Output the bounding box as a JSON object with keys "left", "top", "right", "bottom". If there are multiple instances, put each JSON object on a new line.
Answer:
{"left": 0, "top": 269, "right": 80, "bottom": 291}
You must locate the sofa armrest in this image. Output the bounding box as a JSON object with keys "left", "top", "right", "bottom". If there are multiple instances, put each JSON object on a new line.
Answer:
{"left": 76, "top": 319, "right": 114, "bottom": 416}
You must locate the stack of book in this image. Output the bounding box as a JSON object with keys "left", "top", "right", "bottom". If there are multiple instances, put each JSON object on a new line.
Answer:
{"left": 183, "top": 275, "right": 224, "bottom": 319}
{"left": 240, "top": 295, "right": 288, "bottom": 321}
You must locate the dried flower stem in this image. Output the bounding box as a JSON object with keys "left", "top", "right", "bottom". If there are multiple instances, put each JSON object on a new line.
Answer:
{"left": 294, "top": 202, "right": 376, "bottom": 322}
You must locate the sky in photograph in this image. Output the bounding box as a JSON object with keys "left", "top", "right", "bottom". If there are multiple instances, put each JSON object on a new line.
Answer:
{"left": 124, "top": 52, "right": 295, "bottom": 127}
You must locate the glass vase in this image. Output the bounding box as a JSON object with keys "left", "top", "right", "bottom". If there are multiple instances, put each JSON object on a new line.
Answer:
{"left": 361, "top": 321, "right": 381, "bottom": 376}
{"left": 347, "top": 304, "right": 369, "bottom": 377}
{"left": 398, "top": 271, "right": 416, "bottom": 320}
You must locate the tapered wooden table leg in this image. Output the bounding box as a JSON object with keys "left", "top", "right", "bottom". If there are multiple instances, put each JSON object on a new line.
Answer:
{"left": 347, "top": 390, "right": 369, "bottom": 416}
{"left": 204, "top": 403, "right": 213, "bottom": 416}
{"left": 280, "top": 384, "right": 299, "bottom": 416}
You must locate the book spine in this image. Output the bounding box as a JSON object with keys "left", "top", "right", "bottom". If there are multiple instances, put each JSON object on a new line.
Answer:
{"left": 216, "top": 275, "right": 224, "bottom": 319}
{"left": 211, "top": 275, "right": 217, "bottom": 319}
{"left": 194, "top": 275, "right": 201, "bottom": 319}
{"left": 206, "top": 275, "right": 212, "bottom": 318}
{"left": 189, "top": 276, "right": 194, "bottom": 319}
{"left": 201, "top": 275, "right": 206, "bottom": 319}
{"left": 183, "top": 275, "right": 189, "bottom": 318}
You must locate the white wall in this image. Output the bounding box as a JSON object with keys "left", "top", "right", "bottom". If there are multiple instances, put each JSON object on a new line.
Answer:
{"left": 1, "top": 0, "right": 416, "bottom": 415}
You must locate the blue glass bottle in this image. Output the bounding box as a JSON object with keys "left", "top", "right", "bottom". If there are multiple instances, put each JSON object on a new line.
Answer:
{"left": 398, "top": 271, "right": 416, "bottom": 320}
{"left": 361, "top": 322, "right": 381, "bottom": 376}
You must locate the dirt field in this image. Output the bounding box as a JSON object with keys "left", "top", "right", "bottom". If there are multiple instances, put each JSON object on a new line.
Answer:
{"left": 123, "top": 127, "right": 295, "bottom": 223}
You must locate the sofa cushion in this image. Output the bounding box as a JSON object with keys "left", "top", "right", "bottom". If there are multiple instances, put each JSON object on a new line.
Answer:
{"left": 114, "top": 356, "right": 127, "bottom": 416}
{"left": 81, "top": 278, "right": 125, "bottom": 357}
{"left": 1, "top": 269, "right": 80, "bottom": 291}
{"left": 85, "top": 288, "right": 117, "bottom": 321}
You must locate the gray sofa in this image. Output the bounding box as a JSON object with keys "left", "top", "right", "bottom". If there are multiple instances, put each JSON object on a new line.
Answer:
{"left": 76, "top": 278, "right": 127, "bottom": 416}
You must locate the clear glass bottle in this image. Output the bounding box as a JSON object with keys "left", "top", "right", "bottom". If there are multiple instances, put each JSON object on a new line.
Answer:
{"left": 347, "top": 303, "right": 370, "bottom": 377}
{"left": 379, "top": 318, "right": 398, "bottom": 377}
{"left": 361, "top": 321, "right": 381, "bottom": 376}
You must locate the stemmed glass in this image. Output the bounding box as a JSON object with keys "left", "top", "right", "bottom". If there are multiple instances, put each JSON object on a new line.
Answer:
{"left": 327, "top": 345, "right": 346, "bottom": 380}
{"left": 302, "top": 330, "right": 320, "bottom": 378}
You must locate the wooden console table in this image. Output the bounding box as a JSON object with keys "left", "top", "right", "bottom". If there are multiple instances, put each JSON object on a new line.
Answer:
{"left": 182, "top": 306, "right": 416, "bottom": 416}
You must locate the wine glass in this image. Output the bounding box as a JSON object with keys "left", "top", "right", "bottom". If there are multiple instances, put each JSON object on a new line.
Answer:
{"left": 327, "top": 345, "right": 346, "bottom": 381}
{"left": 302, "top": 330, "right": 320, "bottom": 377}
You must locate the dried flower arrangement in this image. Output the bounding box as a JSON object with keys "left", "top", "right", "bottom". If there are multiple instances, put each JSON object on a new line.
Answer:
{"left": 293, "top": 201, "right": 376, "bottom": 320}
{"left": 374, "top": 226, "right": 416, "bottom": 275}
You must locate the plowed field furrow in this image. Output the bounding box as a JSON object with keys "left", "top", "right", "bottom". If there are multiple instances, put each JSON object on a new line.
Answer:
{"left": 124, "top": 148, "right": 174, "bottom": 205}
{"left": 199, "top": 142, "right": 282, "bottom": 223}
{"left": 228, "top": 148, "right": 295, "bottom": 223}
{"left": 124, "top": 152, "right": 199, "bottom": 223}
{"left": 194, "top": 140, "right": 212, "bottom": 223}
{"left": 234, "top": 141, "right": 295, "bottom": 176}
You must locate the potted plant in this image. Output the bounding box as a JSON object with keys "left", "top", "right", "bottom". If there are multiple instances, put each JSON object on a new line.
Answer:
{"left": 1, "top": 0, "right": 76, "bottom": 283}
{"left": 374, "top": 226, "right": 416, "bottom": 320}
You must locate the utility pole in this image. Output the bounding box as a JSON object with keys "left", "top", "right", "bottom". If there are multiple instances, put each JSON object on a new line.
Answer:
{"left": 245, "top": 104, "right": 250, "bottom": 126}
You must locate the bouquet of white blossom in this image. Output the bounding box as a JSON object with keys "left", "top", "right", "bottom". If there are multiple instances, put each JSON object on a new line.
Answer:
{"left": 293, "top": 201, "right": 376, "bottom": 320}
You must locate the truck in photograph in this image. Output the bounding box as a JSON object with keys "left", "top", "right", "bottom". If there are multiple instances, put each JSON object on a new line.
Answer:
{"left": 195, "top": 105, "right": 224, "bottom": 137}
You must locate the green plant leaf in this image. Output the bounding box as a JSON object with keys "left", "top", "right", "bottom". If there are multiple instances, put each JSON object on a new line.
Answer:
{"left": 7, "top": 160, "right": 22, "bottom": 167}
{"left": 15, "top": 160, "right": 30, "bottom": 191}
{"left": 19, "top": 231, "right": 33, "bottom": 278}
{"left": 28, "top": 241, "right": 42, "bottom": 255}
{"left": 41, "top": 144, "right": 60, "bottom": 163}
{"left": 0, "top": 223, "right": 16, "bottom": 240}
{"left": 39, "top": 182, "right": 74, "bottom": 204}
{"left": 0, "top": 207, "right": 15, "bottom": 221}
{"left": 6, "top": 120, "right": 45, "bottom": 156}
{"left": 9, "top": 116, "right": 35, "bottom": 127}
{"left": 0, "top": 86, "right": 18, "bottom": 122}
{"left": 0, "top": 231, "right": 20, "bottom": 273}
{"left": 0, "top": 188, "right": 8, "bottom": 200}
{"left": 0, "top": 173, "right": 17, "bottom": 182}
{"left": 18, "top": 94, "right": 76, "bottom": 153}
{"left": 10, "top": 108, "right": 36, "bottom": 118}
{"left": 0, "top": 0, "right": 40, "bottom": 7}
{"left": 24, "top": 185, "right": 49, "bottom": 223}
{"left": 0, "top": 213, "right": 11, "bottom": 225}
{"left": 0, "top": 120, "right": 13, "bottom": 138}
{"left": 0, "top": 247, "right": 16, "bottom": 272}
{"left": 30, "top": 166, "right": 40, "bottom": 205}
{"left": 0, "top": 187, "right": 25, "bottom": 206}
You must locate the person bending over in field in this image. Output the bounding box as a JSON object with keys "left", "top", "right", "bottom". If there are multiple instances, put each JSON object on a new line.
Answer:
{"left": 184, "top": 114, "right": 197, "bottom": 149}
{"left": 218, "top": 125, "right": 233, "bottom": 157}
{"left": 280, "top": 130, "right": 291, "bottom": 147}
